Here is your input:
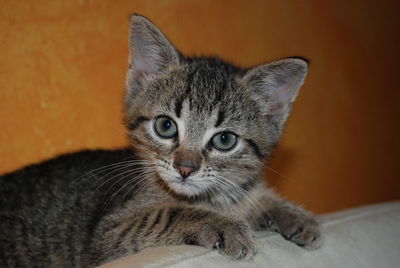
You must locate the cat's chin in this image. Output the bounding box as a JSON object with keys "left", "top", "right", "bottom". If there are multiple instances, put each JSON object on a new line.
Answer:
{"left": 160, "top": 175, "right": 206, "bottom": 197}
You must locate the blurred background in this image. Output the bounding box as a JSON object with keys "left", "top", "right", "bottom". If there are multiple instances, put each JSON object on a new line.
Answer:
{"left": 0, "top": 0, "right": 399, "bottom": 213}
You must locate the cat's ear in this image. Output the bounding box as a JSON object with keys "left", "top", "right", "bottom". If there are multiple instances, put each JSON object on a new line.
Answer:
{"left": 241, "top": 58, "right": 308, "bottom": 128}
{"left": 126, "top": 14, "right": 181, "bottom": 94}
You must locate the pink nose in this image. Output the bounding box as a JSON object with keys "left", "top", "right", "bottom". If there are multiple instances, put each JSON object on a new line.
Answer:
{"left": 175, "top": 165, "right": 196, "bottom": 179}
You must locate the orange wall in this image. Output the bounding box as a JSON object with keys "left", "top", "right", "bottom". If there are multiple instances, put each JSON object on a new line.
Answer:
{"left": 1, "top": 0, "right": 399, "bottom": 213}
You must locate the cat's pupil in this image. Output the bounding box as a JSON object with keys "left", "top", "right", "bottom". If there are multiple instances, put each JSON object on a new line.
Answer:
{"left": 163, "top": 120, "right": 172, "bottom": 130}
{"left": 220, "top": 133, "right": 228, "bottom": 144}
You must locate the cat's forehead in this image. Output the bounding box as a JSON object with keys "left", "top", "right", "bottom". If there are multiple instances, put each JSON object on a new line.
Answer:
{"left": 150, "top": 59, "right": 250, "bottom": 114}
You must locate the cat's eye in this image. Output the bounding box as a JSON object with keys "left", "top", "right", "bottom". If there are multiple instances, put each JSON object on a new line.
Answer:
{"left": 154, "top": 116, "right": 178, "bottom": 138}
{"left": 211, "top": 132, "right": 237, "bottom": 151}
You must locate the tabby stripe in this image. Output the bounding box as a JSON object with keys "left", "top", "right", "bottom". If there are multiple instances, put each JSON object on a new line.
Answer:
{"left": 245, "top": 139, "right": 264, "bottom": 158}
{"left": 186, "top": 68, "right": 196, "bottom": 95}
{"left": 125, "top": 212, "right": 151, "bottom": 252}
{"left": 130, "top": 240, "right": 140, "bottom": 253}
{"left": 186, "top": 210, "right": 211, "bottom": 221}
{"left": 66, "top": 215, "right": 76, "bottom": 266}
{"left": 176, "top": 67, "right": 197, "bottom": 113}
{"left": 175, "top": 98, "right": 184, "bottom": 118}
{"left": 144, "top": 209, "right": 163, "bottom": 236}
{"left": 114, "top": 212, "right": 150, "bottom": 250}
{"left": 135, "top": 212, "right": 150, "bottom": 236}
{"left": 1, "top": 215, "right": 29, "bottom": 266}
{"left": 157, "top": 208, "right": 183, "bottom": 238}
{"left": 104, "top": 222, "right": 120, "bottom": 234}
{"left": 116, "top": 221, "right": 137, "bottom": 247}
{"left": 214, "top": 110, "right": 225, "bottom": 127}
{"left": 128, "top": 116, "right": 150, "bottom": 130}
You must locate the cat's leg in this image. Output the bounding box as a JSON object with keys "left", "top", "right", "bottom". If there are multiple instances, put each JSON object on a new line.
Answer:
{"left": 89, "top": 203, "right": 256, "bottom": 266}
{"left": 239, "top": 181, "right": 321, "bottom": 250}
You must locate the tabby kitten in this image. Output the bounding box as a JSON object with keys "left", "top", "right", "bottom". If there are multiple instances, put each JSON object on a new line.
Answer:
{"left": 0, "top": 15, "right": 321, "bottom": 267}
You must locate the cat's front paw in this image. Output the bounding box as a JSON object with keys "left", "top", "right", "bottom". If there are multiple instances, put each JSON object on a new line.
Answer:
{"left": 279, "top": 218, "right": 321, "bottom": 250}
{"left": 197, "top": 217, "right": 256, "bottom": 260}
{"left": 271, "top": 209, "right": 322, "bottom": 250}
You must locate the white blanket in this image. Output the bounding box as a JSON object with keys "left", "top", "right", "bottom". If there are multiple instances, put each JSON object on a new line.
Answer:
{"left": 101, "top": 201, "right": 400, "bottom": 268}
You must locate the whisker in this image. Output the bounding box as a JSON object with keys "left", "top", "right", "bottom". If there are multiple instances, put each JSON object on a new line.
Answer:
{"left": 265, "top": 165, "right": 291, "bottom": 180}
{"left": 98, "top": 171, "right": 155, "bottom": 214}
{"left": 90, "top": 167, "right": 157, "bottom": 203}
{"left": 136, "top": 175, "right": 157, "bottom": 193}
{"left": 71, "top": 161, "right": 136, "bottom": 184}
{"left": 211, "top": 181, "right": 234, "bottom": 210}
{"left": 101, "top": 173, "right": 151, "bottom": 210}
{"left": 71, "top": 159, "right": 159, "bottom": 184}
{"left": 90, "top": 167, "right": 147, "bottom": 196}
{"left": 90, "top": 162, "right": 160, "bottom": 187}
{"left": 214, "top": 174, "right": 269, "bottom": 228}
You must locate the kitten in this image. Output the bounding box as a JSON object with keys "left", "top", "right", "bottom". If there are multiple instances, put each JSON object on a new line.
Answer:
{"left": 0, "top": 14, "right": 321, "bottom": 267}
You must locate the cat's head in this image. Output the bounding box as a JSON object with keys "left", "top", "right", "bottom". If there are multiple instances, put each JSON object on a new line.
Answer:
{"left": 125, "top": 15, "right": 308, "bottom": 198}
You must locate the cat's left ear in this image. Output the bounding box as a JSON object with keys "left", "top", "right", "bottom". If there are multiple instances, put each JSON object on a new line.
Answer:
{"left": 240, "top": 58, "right": 308, "bottom": 128}
{"left": 126, "top": 15, "right": 181, "bottom": 97}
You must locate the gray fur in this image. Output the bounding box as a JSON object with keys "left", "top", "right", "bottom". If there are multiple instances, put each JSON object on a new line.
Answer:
{"left": 0, "top": 14, "right": 320, "bottom": 267}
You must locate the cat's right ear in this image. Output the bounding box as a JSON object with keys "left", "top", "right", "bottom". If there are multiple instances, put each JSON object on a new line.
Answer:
{"left": 240, "top": 58, "right": 308, "bottom": 134}
{"left": 126, "top": 15, "right": 181, "bottom": 96}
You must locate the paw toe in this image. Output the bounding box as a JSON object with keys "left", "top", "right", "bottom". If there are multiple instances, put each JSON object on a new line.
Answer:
{"left": 291, "top": 225, "right": 322, "bottom": 250}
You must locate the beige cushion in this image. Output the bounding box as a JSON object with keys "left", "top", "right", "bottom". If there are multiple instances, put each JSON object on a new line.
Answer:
{"left": 100, "top": 201, "right": 400, "bottom": 268}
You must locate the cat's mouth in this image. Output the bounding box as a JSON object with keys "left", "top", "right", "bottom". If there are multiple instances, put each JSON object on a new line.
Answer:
{"left": 158, "top": 173, "right": 207, "bottom": 197}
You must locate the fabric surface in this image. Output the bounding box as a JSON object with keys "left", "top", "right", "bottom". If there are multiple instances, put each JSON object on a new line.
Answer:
{"left": 100, "top": 202, "right": 400, "bottom": 268}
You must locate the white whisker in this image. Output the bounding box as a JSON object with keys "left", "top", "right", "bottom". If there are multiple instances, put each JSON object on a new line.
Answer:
{"left": 214, "top": 174, "right": 269, "bottom": 228}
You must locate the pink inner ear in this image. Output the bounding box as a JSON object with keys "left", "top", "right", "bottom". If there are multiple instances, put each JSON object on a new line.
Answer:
{"left": 267, "top": 80, "right": 297, "bottom": 117}
{"left": 133, "top": 53, "right": 153, "bottom": 75}
{"left": 268, "top": 101, "right": 285, "bottom": 114}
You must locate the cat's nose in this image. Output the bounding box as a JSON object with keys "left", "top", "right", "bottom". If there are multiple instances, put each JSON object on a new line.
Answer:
{"left": 174, "top": 161, "right": 199, "bottom": 180}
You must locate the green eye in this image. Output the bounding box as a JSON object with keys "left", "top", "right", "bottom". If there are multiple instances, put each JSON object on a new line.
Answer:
{"left": 154, "top": 116, "right": 177, "bottom": 138}
{"left": 211, "top": 132, "right": 238, "bottom": 151}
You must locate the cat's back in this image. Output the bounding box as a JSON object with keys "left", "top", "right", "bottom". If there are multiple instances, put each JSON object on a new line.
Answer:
{"left": 0, "top": 148, "right": 134, "bottom": 208}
